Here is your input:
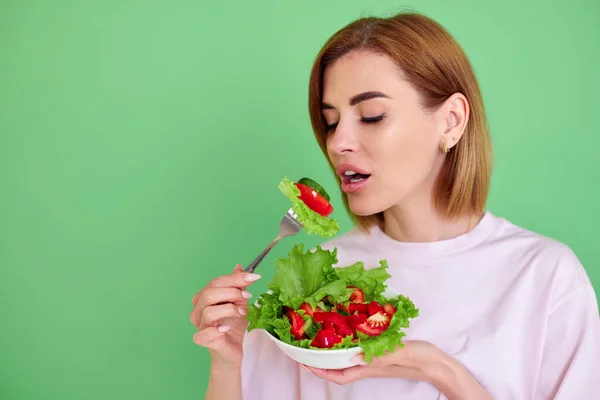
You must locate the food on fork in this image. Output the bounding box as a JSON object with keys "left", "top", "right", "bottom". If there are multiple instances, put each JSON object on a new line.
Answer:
{"left": 278, "top": 177, "right": 340, "bottom": 238}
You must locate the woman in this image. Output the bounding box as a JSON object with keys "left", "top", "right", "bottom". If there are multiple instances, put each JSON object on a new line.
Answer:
{"left": 190, "top": 12, "right": 600, "bottom": 399}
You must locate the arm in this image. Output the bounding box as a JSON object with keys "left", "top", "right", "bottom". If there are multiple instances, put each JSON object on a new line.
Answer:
{"left": 206, "top": 362, "right": 242, "bottom": 400}
{"left": 433, "top": 355, "right": 493, "bottom": 400}
{"left": 534, "top": 283, "right": 600, "bottom": 399}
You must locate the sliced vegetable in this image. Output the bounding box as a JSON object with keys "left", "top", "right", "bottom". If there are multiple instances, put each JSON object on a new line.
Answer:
{"left": 348, "top": 286, "right": 365, "bottom": 303}
{"left": 300, "top": 302, "right": 325, "bottom": 317}
{"left": 348, "top": 312, "right": 368, "bottom": 328}
{"left": 297, "top": 177, "right": 331, "bottom": 201}
{"left": 368, "top": 301, "right": 385, "bottom": 316}
{"left": 286, "top": 310, "right": 305, "bottom": 340}
{"left": 295, "top": 182, "right": 334, "bottom": 217}
{"left": 383, "top": 303, "right": 397, "bottom": 316}
{"left": 302, "top": 317, "right": 319, "bottom": 339}
{"left": 334, "top": 304, "right": 350, "bottom": 316}
{"left": 355, "top": 312, "right": 391, "bottom": 336}
{"left": 313, "top": 327, "right": 343, "bottom": 348}
{"left": 313, "top": 311, "right": 349, "bottom": 328}
{"left": 317, "top": 300, "right": 332, "bottom": 312}
{"left": 335, "top": 323, "right": 354, "bottom": 338}
{"left": 349, "top": 303, "right": 369, "bottom": 314}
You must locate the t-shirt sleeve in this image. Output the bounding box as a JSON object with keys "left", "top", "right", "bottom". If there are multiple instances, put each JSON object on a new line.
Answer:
{"left": 534, "top": 263, "right": 600, "bottom": 399}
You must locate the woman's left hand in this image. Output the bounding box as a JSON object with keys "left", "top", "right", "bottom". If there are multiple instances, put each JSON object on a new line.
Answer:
{"left": 304, "top": 340, "right": 492, "bottom": 400}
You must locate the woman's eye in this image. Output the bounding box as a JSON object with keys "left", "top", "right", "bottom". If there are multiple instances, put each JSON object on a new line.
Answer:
{"left": 361, "top": 113, "right": 385, "bottom": 123}
{"left": 325, "top": 122, "right": 339, "bottom": 132}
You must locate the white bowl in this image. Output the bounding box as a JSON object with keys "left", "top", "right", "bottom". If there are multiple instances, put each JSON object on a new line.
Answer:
{"left": 260, "top": 287, "right": 399, "bottom": 370}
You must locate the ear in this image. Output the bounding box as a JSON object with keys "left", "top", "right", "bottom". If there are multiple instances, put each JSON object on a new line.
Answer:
{"left": 440, "top": 92, "right": 469, "bottom": 152}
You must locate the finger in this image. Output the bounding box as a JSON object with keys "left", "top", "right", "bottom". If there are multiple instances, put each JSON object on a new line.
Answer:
{"left": 352, "top": 353, "right": 388, "bottom": 367}
{"left": 191, "top": 301, "right": 243, "bottom": 329}
{"left": 195, "top": 287, "right": 252, "bottom": 310}
{"left": 198, "top": 303, "right": 246, "bottom": 330}
{"left": 305, "top": 365, "right": 367, "bottom": 385}
{"left": 193, "top": 326, "right": 231, "bottom": 347}
{"left": 209, "top": 270, "right": 261, "bottom": 289}
{"left": 191, "top": 264, "right": 254, "bottom": 306}
{"left": 233, "top": 264, "right": 243, "bottom": 273}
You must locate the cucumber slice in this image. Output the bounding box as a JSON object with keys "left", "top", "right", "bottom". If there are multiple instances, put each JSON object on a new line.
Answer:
{"left": 302, "top": 318, "right": 319, "bottom": 339}
{"left": 297, "top": 177, "right": 331, "bottom": 201}
{"left": 336, "top": 308, "right": 350, "bottom": 317}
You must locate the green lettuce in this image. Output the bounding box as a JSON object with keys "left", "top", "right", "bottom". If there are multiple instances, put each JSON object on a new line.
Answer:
{"left": 268, "top": 244, "right": 347, "bottom": 309}
{"left": 247, "top": 245, "right": 419, "bottom": 363}
{"left": 334, "top": 261, "right": 391, "bottom": 302}
{"left": 278, "top": 177, "right": 340, "bottom": 238}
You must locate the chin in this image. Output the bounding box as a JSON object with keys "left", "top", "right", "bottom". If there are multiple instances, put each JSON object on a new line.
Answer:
{"left": 347, "top": 196, "right": 386, "bottom": 217}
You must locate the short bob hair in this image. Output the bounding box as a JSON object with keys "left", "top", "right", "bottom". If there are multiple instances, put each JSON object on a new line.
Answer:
{"left": 308, "top": 12, "right": 493, "bottom": 231}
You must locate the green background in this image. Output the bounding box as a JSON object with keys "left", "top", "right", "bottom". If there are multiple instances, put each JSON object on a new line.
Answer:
{"left": 1, "top": 0, "right": 598, "bottom": 399}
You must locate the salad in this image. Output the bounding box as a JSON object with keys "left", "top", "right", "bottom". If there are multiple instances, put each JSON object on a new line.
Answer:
{"left": 246, "top": 177, "right": 419, "bottom": 362}
{"left": 246, "top": 245, "right": 419, "bottom": 362}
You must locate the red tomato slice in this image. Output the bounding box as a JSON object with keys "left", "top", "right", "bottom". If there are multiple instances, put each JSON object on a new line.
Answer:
{"left": 368, "top": 301, "right": 384, "bottom": 316}
{"left": 348, "top": 312, "right": 368, "bottom": 328}
{"left": 383, "top": 303, "right": 397, "bottom": 316}
{"left": 295, "top": 183, "right": 334, "bottom": 217}
{"left": 355, "top": 311, "right": 391, "bottom": 336}
{"left": 348, "top": 286, "right": 365, "bottom": 303}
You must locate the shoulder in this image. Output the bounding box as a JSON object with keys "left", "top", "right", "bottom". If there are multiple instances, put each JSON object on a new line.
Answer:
{"left": 489, "top": 214, "right": 592, "bottom": 299}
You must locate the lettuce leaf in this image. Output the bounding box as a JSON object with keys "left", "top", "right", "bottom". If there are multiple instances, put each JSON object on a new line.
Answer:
{"left": 334, "top": 261, "right": 391, "bottom": 301}
{"left": 278, "top": 177, "right": 340, "bottom": 238}
{"left": 268, "top": 244, "right": 344, "bottom": 309}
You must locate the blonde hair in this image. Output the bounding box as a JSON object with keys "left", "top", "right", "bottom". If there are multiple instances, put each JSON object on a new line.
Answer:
{"left": 307, "top": 12, "right": 493, "bottom": 230}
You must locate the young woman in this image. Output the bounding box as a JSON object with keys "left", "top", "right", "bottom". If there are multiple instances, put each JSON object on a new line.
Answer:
{"left": 190, "top": 12, "right": 600, "bottom": 400}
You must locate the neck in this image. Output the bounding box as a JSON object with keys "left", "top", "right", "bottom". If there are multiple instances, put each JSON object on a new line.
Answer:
{"left": 382, "top": 197, "right": 481, "bottom": 243}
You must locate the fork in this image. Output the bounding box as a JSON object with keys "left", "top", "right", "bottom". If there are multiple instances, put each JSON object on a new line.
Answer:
{"left": 243, "top": 208, "right": 303, "bottom": 273}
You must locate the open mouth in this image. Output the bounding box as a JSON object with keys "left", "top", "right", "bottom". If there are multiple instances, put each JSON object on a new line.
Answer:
{"left": 342, "top": 170, "right": 371, "bottom": 184}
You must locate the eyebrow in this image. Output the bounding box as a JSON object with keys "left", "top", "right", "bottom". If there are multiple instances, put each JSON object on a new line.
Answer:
{"left": 322, "top": 91, "right": 390, "bottom": 110}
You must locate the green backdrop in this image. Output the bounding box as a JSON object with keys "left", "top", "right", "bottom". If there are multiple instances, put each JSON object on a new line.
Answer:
{"left": 1, "top": 0, "right": 598, "bottom": 399}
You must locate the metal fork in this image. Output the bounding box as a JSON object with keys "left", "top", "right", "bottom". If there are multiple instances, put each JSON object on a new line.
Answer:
{"left": 243, "top": 208, "right": 303, "bottom": 273}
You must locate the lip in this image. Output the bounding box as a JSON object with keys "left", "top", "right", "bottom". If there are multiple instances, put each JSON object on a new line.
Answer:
{"left": 335, "top": 163, "right": 371, "bottom": 178}
{"left": 341, "top": 176, "right": 370, "bottom": 193}
{"left": 335, "top": 163, "right": 371, "bottom": 194}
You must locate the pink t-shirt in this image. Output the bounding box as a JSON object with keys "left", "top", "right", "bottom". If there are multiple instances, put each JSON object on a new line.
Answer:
{"left": 241, "top": 212, "right": 600, "bottom": 399}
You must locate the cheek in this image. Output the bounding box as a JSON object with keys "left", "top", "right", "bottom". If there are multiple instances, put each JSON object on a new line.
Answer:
{"left": 379, "top": 121, "right": 439, "bottom": 191}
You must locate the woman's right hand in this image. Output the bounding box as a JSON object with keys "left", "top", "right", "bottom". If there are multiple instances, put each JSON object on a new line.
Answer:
{"left": 190, "top": 264, "right": 261, "bottom": 367}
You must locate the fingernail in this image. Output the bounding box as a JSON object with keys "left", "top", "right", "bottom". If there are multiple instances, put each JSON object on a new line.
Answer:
{"left": 238, "top": 307, "right": 247, "bottom": 316}
{"left": 352, "top": 355, "right": 367, "bottom": 365}
{"left": 218, "top": 325, "right": 231, "bottom": 333}
{"left": 244, "top": 273, "right": 261, "bottom": 282}
{"left": 241, "top": 291, "right": 253, "bottom": 299}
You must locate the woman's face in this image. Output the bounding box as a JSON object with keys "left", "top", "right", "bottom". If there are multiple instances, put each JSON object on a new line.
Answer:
{"left": 322, "top": 50, "right": 460, "bottom": 216}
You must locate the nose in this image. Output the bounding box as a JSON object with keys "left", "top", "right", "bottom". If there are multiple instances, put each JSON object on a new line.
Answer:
{"left": 326, "top": 120, "right": 359, "bottom": 155}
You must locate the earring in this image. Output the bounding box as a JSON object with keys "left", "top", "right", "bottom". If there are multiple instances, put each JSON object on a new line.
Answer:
{"left": 452, "top": 137, "right": 457, "bottom": 141}
{"left": 442, "top": 141, "right": 448, "bottom": 153}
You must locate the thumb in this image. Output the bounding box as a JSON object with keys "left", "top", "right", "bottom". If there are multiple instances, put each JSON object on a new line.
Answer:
{"left": 352, "top": 351, "right": 395, "bottom": 367}
{"left": 233, "top": 264, "right": 244, "bottom": 273}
